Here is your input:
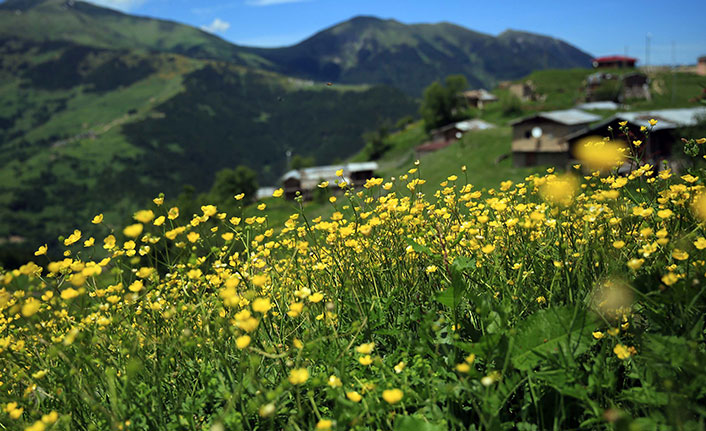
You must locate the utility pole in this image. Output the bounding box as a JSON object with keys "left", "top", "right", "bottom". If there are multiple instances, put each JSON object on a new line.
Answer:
{"left": 645, "top": 33, "right": 651, "bottom": 73}
{"left": 671, "top": 41, "right": 676, "bottom": 105}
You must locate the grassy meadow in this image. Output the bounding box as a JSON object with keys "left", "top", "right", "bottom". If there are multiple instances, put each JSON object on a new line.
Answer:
{"left": 2, "top": 124, "right": 706, "bottom": 430}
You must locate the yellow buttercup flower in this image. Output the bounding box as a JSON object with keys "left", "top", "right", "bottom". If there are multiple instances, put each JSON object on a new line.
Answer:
{"left": 34, "top": 244, "right": 47, "bottom": 256}
{"left": 613, "top": 344, "right": 631, "bottom": 359}
{"left": 382, "top": 388, "right": 404, "bottom": 404}
{"left": 288, "top": 368, "right": 309, "bottom": 385}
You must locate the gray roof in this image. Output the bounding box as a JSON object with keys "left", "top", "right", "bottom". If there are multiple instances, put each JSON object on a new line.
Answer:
{"left": 577, "top": 101, "right": 621, "bottom": 111}
{"left": 564, "top": 106, "right": 706, "bottom": 141}
{"left": 615, "top": 107, "right": 706, "bottom": 131}
{"left": 510, "top": 109, "right": 602, "bottom": 126}
{"left": 281, "top": 162, "right": 380, "bottom": 189}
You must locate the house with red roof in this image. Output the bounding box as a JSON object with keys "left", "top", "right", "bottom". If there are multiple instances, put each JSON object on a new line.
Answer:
{"left": 592, "top": 56, "right": 637, "bottom": 69}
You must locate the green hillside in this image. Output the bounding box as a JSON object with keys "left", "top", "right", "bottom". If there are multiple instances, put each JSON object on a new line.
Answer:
{"left": 0, "top": 37, "right": 416, "bottom": 265}
{"left": 0, "top": 0, "right": 267, "bottom": 68}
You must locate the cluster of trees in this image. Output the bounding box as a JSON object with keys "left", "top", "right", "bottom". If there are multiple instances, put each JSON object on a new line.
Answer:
{"left": 420, "top": 74, "right": 469, "bottom": 132}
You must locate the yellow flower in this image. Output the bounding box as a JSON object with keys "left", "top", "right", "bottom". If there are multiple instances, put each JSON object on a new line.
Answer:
{"left": 358, "top": 355, "right": 373, "bottom": 365}
{"left": 346, "top": 391, "right": 362, "bottom": 402}
{"left": 21, "top": 298, "right": 41, "bottom": 317}
{"left": 252, "top": 297, "right": 272, "bottom": 313}
{"left": 612, "top": 241, "right": 625, "bottom": 249}
{"left": 632, "top": 140, "right": 642, "bottom": 147}
{"left": 309, "top": 292, "right": 324, "bottom": 303}
{"left": 481, "top": 244, "right": 495, "bottom": 254}
{"left": 613, "top": 344, "right": 631, "bottom": 360}
{"left": 694, "top": 237, "right": 706, "bottom": 250}
{"left": 251, "top": 273, "right": 268, "bottom": 287}
{"left": 187, "top": 231, "right": 200, "bottom": 243}
{"left": 92, "top": 214, "right": 104, "bottom": 224}
{"left": 672, "top": 249, "right": 689, "bottom": 261}
{"left": 288, "top": 368, "right": 309, "bottom": 385}
{"left": 592, "top": 331, "right": 604, "bottom": 340}
{"left": 315, "top": 419, "right": 333, "bottom": 431}
{"left": 355, "top": 342, "right": 375, "bottom": 354}
{"left": 425, "top": 265, "right": 438, "bottom": 274}
{"left": 133, "top": 209, "right": 155, "bottom": 223}
{"left": 128, "top": 280, "right": 144, "bottom": 293}
{"left": 201, "top": 205, "right": 217, "bottom": 217}
{"left": 167, "top": 207, "right": 179, "bottom": 220}
{"left": 34, "top": 244, "right": 47, "bottom": 256}
{"left": 25, "top": 420, "right": 45, "bottom": 431}
{"left": 123, "top": 224, "right": 143, "bottom": 238}
{"left": 455, "top": 363, "right": 470, "bottom": 373}
{"left": 382, "top": 388, "right": 404, "bottom": 404}
{"left": 60, "top": 288, "right": 80, "bottom": 300}
{"left": 335, "top": 169, "right": 344, "bottom": 177}
{"left": 539, "top": 174, "right": 578, "bottom": 206}
{"left": 327, "top": 375, "right": 342, "bottom": 388}
{"left": 64, "top": 229, "right": 82, "bottom": 246}
{"left": 234, "top": 193, "right": 245, "bottom": 200}
{"left": 236, "top": 335, "right": 251, "bottom": 349}
{"left": 153, "top": 196, "right": 164, "bottom": 206}
{"left": 681, "top": 174, "right": 699, "bottom": 184}
{"left": 153, "top": 216, "right": 165, "bottom": 226}
{"left": 394, "top": 361, "right": 406, "bottom": 373}
{"left": 626, "top": 259, "right": 644, "bottom": 270}
{"left": 648, "top": 118, "right": 658, "bottom": 126}
{"left": 273, "top": 188, "right": 284, "bottom": 198}
{"left": 575, "top": 137, "right": 627, "bottom": 171}
{"left": 661, "top": 272, "right": 679, "bottom": 286}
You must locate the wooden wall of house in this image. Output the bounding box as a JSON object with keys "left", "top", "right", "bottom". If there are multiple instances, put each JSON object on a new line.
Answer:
{"left": 512, "top": 120, "right": 586, "bottom": 152}
{"left": 512, "top": 151, "right": 569, "bottom": 168}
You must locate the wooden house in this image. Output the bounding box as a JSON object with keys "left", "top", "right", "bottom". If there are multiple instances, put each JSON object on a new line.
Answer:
{"left": 281, "top": 162, "right": 379, "bottom": 200}
{"left": 566, "top": 107, "right": 706, "bottom": 169}
{"left": 510, "top": 109, "right": 601, "bottom": 167}
{"left": 461, "top": 89, "right": 498, "bottom": 109}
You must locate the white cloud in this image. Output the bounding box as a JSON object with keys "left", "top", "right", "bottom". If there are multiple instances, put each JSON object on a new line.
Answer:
{"left": 245, "top": 0, "right": 310, "bottom": 6}
{"left": 201, "top": 18, "right": 231, "bottom": 34}
{"left": 82, "top": 0, "right": 147, "bottom": 11}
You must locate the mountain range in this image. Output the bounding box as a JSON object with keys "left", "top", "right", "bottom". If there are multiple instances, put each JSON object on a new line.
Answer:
{"left": 0, "top": 0, "right": 593, "bottom": 263}
{"left": 0, "top": 0, "right": 593, "bottom": 95}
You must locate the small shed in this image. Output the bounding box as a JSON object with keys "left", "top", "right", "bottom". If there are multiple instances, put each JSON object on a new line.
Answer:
{"left": 508, "top": 81, "right": 537, "bottom": 101}
{"left": 592, "top": 55, "right": 637, "bottom": 69}
{"left": 510, "top": 109, "right": 601, "bottom": 167}
{"left": 461, "top": 89, "right": 498, "bottom": 109}
{"left": 430, "top": 119, "right": 495, "bottom": 142}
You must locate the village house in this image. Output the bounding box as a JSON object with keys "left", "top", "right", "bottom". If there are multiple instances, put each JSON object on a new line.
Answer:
{"left": 585, "top": 71, "right": 650, "bottom": 102}
{"left": 566, "top": 107, "right": 706, "bottom": 169}
{"left": 461, "top": 89, "right": 498, "bottom": 109}
{"left": 507, "top": 81, "right": 539, "bottom": 102}
{"left": 281, "top": 162, "right": 378, "bottom": 200}
{"left": 697, "top": 56, "right": 706, "bottom": 76}
{"left": 592, "top": 55, "right": 637, "bottom": 69}
{"left": 510, "top": 109, "right": 601, "bottom": 167}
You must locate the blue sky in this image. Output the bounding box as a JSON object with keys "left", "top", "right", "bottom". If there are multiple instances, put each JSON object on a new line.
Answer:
{"left": 67, "top": 0, "right": 706, "bottom": 65}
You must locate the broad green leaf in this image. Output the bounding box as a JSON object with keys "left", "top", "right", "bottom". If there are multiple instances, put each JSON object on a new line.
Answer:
{"left": 394, "top": 415, "right": 446, "bottom": 431}
{"left": 511, "top": 306, "right": 598, "bottom": 371}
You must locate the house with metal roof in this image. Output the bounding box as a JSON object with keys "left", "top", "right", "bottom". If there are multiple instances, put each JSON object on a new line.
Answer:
{"left": 510, "top": 109, "right": 602, "bottom": 167}
{"left": 566, "top": 107, "right": 706, "bottom": 167}
{"left": 461, "top": 89, "right": 498, "bottom": 109}
{"left": 281, "top": 162, "right": 379, "bottom": 200}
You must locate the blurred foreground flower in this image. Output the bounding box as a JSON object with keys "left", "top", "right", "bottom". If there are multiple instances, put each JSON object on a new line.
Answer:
{"left": 575, "top": 136, "right": 627, "bottom": 171}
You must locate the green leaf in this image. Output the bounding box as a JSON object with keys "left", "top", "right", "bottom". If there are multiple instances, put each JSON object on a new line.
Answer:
{"left": 619, "top": 387, "right": 669, "bottom": 406}
{"left": 394, "top": 415, "right": 447, "bottom": 431}
{"left": 405, "top": 238, "right": 434, "bottom": 256}
{"left": 510, "top": 306, "right": 598, "bottom": 371}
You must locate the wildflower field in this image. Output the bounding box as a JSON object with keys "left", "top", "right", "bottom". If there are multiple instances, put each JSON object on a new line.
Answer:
{"left": 2, "top": 129, "right": 706, "bottom": 430}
